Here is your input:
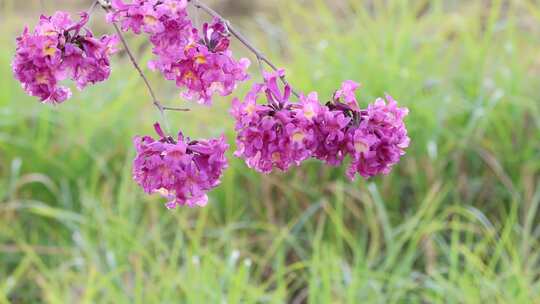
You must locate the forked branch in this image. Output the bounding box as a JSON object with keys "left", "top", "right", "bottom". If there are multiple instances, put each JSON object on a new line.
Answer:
{"left": 188, "top": 0, "right": 300, "bottom": 97}
{"left": 97, "top": 0, "right": 190, "bottom": 127}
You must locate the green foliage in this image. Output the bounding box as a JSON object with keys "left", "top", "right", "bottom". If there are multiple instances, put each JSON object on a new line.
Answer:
{"left": 1, "top": 0, "right": 540, "bottom": 303}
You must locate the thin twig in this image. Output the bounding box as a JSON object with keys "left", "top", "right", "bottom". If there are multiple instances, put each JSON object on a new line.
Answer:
{"left": 256, "top": 57, "right": 265, "bottom": 81}
{"left": 194, "top": 3, "right": 201, "bottom": 28}
{"left": 87, "top": 0, "right": 99, "bottom": 16}
{"left": 162, "top": 106, "right": 191, "bottom": 112}
{"left": 111, "top": 23, "right": 163, "bottom": 111}
{"left": 97, "top": 0, "right": 111, "bottom": 9}
{"left": 97, "top": 1, "right": 190, "bottom": 118}
{"left": 111, "top": 23, "right": 173, "bottom": 122}
{"left": 109, "top": 21, "right": 190, "bottom": 134}
{"left": 188, "top": 0, "right": 300, "bottom": 98}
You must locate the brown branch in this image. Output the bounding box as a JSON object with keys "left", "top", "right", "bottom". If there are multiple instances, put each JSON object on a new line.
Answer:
{"left": 162, "top": 106, "right": 191, "bottom": 112}
{"left": 189, "top": 0, "right": 300, "bottom": 98}
{"left": 109, "top": 22, "right": 189, "bottom": 135}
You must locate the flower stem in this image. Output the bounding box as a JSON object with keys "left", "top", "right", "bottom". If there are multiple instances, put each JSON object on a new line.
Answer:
{"left": 96, "top": 1, "right": 189, "bottom": 134}
{"left": 162, "top": 106, "right": 192, "bottom": 112}
{"left": 188, "top": 0, "right": 300, "bottom": 98}
{"left": 110, "top": 23, "right": 174, "bottom": 133}
{"left": 87, "top": 0, "right": 100, "bottom": 16}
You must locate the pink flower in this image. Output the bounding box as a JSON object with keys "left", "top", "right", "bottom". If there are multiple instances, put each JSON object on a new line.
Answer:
{"left": 107, "top": 0, "right": 188, "bottom": 35}
{"left": 304, "top": 81, "right": 409, "bottom": 179}
{"left": 12, "top": 11, "right": 117, "bottom": 104}
{"left": 151, "top": 19, "right": 250, "bottom": 105}
{"left": 232, "top": 77, "right": 409, "bottom": 178}
{"left": 345, "top": 94, "right": 410, "bottom": 180}
{"left": 108, "top": 1, "right": 250, "bottom": 105}
{"left": 133, "top": 123, "right": 229, "bottom": 208}
{"left": 310, "top": 105, "right": 352, "bottom": 166}
{"left": 334, "top": 80, "right": 361, "bottom": 112}
{"left": 231, "top": 70, "right": 314, "bottom": 173}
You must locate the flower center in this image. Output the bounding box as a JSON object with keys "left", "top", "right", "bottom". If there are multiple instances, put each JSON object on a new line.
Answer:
{"left": 194, "top": 54, "right": 207, "bottom": 64}
{"left": 144, "top": 15, "right": 158, "bottom": 25}
{"left": 36, "top": 73, "right": 48, "bottom": 84}
{"left": 304, "top": 104, "right": 316, "bottom": 119}
{"left": 43, "top": 44, "right": 57, "bottom": 56}
{"left": 245, "top": 103, "right": 256, "bottom": 115}
{"left": 184, "top": 41, "right": 196, "bottom": 52}
{"left": 354, "top": 141, "right": 369, "bottom": 153}
{"left": 39, "top": 24, "right": 57, "bottom": 36}
{"left": 182, "top": 71, "right": 196, "bottom": 81}
{"left": 209, "top": 82, "right": 224, "bottom": 93}
{"left": 272, "top": 152, "right": 281, "bottom": 162}
{"left": 292, "top": 131, "right": 305, "bottom": 142}
{"left": 167, "top": 2, "right": 178, "bottom": 12}
{"left": 155, "top": 188, "right": 171, "bottom": 197}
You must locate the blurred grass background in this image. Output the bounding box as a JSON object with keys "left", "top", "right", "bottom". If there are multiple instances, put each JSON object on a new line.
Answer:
{"left": 1, "top": 0, "right": 540, "bottom": 303}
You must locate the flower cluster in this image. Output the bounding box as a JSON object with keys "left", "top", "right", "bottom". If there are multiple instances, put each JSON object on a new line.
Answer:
{"left": 108, "top": 0, "right": 250, "bottom": 105}
{"left": 231, "top": 70, "right": 315, "bottom": 173}
{"left": 232, "top": 73, "right": 410, "bottom": 180}
{"left": 14, "top": 1, "right": 411, "bottom": 210}
{"left": 133, "top": 123, "right": 229, "bottom": 208}
{"left": 12, "top": 11, "right": 117, "bottom": 104}
{"left": 107, "top": 0, "right": 189, "bottom": 35}
{"left": 331, "top": 83, "right": 410, "bottom": 179}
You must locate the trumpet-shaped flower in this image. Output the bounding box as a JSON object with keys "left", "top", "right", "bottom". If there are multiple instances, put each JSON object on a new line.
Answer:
{"left": 108, "top": 0, "right": 250, "bottom": 105}
{"left": 231, "top": 70, "right": 314, "bottom": 173}
{"left": 13, "top": 11, "right": 117, "bottom": 103}
{"left": 133, "top": 123, "right": 229, "bottom": 208}
{"left": 346, "top": 94, "right": 410, "bottom": 179}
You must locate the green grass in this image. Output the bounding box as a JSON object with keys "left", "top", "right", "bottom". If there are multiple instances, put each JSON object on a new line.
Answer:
{"left": 1, "top": 0, "right": 540, "bottom": 303}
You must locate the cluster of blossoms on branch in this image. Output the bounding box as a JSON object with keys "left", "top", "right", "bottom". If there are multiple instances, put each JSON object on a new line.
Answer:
{"left": 133, "top": 123, "right": 228, "bottom": 209}
{"left": 13, "top": 11, "right": 118, "bottom": 104}
{"left": 107, "top": 0, "right": 250, "bottom": 105}
{"left": 12, "top": 0, "right": 410, "bottom": 209}
{"left": 232, "top": 72, "right": 410, "bottom": 180}
{"left": 231, "top": 70, "right": 313, "bottom": 173}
